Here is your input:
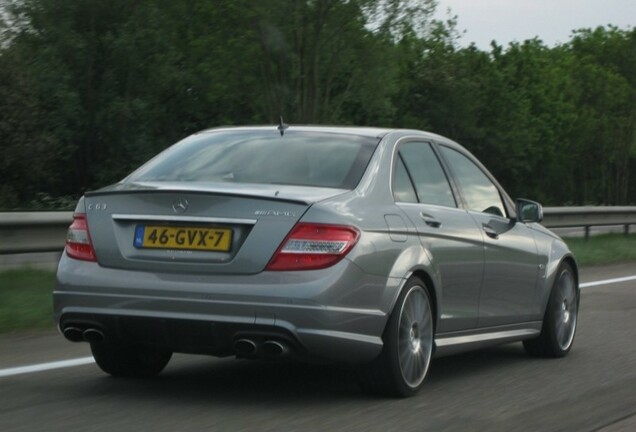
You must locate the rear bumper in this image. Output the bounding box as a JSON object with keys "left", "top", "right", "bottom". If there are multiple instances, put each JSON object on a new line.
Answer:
{"left": 54, "top": 253, "right": 397, "bottom": 363}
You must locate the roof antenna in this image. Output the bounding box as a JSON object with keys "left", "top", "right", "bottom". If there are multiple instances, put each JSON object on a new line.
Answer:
{"left": 277, "top": 116, "right": 289, "bottom": 136}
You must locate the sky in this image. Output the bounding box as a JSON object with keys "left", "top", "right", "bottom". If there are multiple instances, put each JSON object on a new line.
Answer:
{"left": 435, "top": 0, "right": 635, "bottom": 50}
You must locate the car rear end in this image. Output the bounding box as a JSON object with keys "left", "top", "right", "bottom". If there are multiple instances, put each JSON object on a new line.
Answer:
{"left": 54, "top": 127, "right": 390, "bottom": 363}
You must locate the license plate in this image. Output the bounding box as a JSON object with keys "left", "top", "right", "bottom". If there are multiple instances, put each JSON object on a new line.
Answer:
{"left": 133, "top": 225, "right": 232, "bottom": 252}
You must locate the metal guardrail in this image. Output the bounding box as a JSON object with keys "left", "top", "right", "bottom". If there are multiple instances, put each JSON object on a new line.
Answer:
{"left": 0, "top": 207, "right": 634, "bottom": 254}
{"left": 542, "top": 206, "right": 636, "bottom": 239}
{"left": 0, "top": 212, "right": 72, "bottom": 254}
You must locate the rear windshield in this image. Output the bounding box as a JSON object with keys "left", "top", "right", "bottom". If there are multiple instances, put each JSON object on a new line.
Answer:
{"left": 127, "top": 130, "right": 379, "bottom": 189}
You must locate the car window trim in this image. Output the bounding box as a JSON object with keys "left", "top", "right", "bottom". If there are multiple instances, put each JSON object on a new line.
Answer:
{"left": 395, "top": 153, "right": 419, "bottom": 203}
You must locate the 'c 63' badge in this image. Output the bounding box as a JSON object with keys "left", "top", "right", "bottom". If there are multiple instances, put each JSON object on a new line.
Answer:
{"left": 87, "top": 203, "right": 107, "bottom": 210}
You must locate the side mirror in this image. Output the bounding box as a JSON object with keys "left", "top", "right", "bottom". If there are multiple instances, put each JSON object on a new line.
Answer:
{"left": 516, "top": 198, "right": 543, "bottom": 223}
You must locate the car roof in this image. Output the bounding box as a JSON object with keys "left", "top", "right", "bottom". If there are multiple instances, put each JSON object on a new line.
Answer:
{"left": 194, "top": 125, "right": 466, "bottom": 151}
{"left": 196, "top": 125, "right": 464, "bottom": 146}
{"left": 196, "top": 125, "right": 394, "bottom": 139}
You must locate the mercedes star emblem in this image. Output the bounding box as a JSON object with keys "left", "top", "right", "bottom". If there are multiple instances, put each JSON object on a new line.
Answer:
{"left": 172, "top": 198, "right": 189, "bottom": 214}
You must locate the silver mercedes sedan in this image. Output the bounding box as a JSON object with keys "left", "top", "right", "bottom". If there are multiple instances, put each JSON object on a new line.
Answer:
{"left": 54, "top": 126, "right": 579, "bottom": 397}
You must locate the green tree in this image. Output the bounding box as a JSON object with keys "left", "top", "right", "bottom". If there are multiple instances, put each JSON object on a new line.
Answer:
{"left": 0, "top": 1, "right": 633, "bottom": 208}
{"left": 567, "top": 27, "right": 636, "bottom": 204}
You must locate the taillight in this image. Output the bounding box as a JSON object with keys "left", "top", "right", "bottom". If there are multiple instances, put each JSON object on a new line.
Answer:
{"left": 266, "top": 223, "right": 360, "bottom": 271}
{"left": 65, "top": 213, "right": 97, "bottom": 262}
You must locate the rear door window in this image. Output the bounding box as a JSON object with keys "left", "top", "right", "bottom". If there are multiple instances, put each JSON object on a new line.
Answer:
{"left": 394, "top": 141, "right": 456, "bottom": 207}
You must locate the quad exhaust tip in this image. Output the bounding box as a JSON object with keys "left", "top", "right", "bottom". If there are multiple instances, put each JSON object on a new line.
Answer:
{"left": 82, "top": 328, "right": 105, "bottom": 343}
{"left": 233, "top": 339, "right": 258, "bottom": 356}
{"left": 261, "top": 340, "right": 289, "bottom": 358}
{"left": 62, "top": 326, "right": 84, "bottom": 342}
{"left": 63, "top": 326, "right": 105, "bottom": 343}
{"left": 233, "top": 338, "right": 291, "bottom": 358}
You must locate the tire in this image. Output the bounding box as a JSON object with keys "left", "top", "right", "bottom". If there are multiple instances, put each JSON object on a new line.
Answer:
{"left": 90, "top": 341, "right": 172, "bottom": 377}
{"left": 359, "top": 277, "right": 434, "bottom": 397}
{"left": 524, "top": 262, "right": 579, "bottom": 358}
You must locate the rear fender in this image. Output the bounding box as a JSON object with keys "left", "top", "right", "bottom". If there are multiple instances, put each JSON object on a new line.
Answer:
{"left": 385, "top": 244, "right": 441, "bottom": 327}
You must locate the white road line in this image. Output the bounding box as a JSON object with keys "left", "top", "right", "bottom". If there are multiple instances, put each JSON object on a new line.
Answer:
{"left": 580, "top": 275, "right": 636, "bottom": 288}
{"left": 0, "top": 356, "right": 94, "bottom": 378}
{"left": 0, "top": 275, "right": 634, "bottom": 379}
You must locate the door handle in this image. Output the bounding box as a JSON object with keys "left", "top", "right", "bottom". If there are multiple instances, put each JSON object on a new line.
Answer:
{"left": 420, "top": 213, "right": 442, "bottom": 228}
{"left": 482, "top": 224, "right": 499, "bottom": 239}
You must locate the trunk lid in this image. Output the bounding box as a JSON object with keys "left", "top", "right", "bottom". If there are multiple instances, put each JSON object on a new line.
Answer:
{"left": 83, "top": 182, "right": 346, "bottom": 274}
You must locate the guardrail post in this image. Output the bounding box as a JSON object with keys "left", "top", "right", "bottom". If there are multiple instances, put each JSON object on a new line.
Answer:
{"left": 625, "top": 224, "right": 631, "bottom": 236}
{"left": 584, "top": 226, "right": 590, "bottom": 240}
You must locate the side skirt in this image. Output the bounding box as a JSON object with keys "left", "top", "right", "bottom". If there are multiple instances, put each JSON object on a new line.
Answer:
{"left": 434, "top": 322, "right": 542, "bottom": 357}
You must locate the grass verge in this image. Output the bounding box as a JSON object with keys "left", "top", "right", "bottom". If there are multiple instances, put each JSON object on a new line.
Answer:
{"left": 0, "top": 233, "right": 634, "bottom": 334}
{"left": 564, "top": 233, "right": 636, "bottom": 267}
{"left": 0, "top": 268, "right": 56, "bottom": 333}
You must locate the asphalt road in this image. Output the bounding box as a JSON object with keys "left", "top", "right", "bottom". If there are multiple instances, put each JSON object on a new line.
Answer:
{"left": 1, "top": 263, "right": 635, "bottom": 432}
